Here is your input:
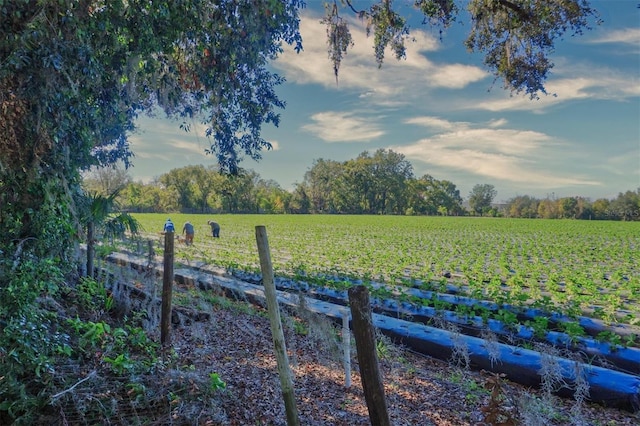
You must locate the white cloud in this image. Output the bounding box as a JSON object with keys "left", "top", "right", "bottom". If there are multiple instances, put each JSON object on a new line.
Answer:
{"left": 266, "top": 140, "right": 281, "bottom": 151}
{"left": 273, "top": 13, "right": 487, "bottom": 104}
{"left": 487, "top": 118, "right": 507, "bottom": 128}
{"left": 588, "top": 28, "right": 640, "bottom": 45}
{"left": 474, "top": 70, "right": 640, "bottom": 112}
{"left": 302, "top": 111, "right": 384, "bottom": 142}
{"left": 390, "top": 126, "right": 601, "bottom": 188}
{"left": 404, "top": 116, "right": 461, "bottom": 131}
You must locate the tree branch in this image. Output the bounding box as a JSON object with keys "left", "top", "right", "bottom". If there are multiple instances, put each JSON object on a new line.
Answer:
{"left": 497, "top": 0, "right": 530, "bottom": 21}
{"left": 344, "top": 0, "right": 365, "bottom": 15}
{"left": 49, "top": 370, "right": 97, "bottom": 402}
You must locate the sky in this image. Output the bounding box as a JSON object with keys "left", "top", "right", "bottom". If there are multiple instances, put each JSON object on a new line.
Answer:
{"left": 128, "top": 0, "right": 640, "bottom": 203}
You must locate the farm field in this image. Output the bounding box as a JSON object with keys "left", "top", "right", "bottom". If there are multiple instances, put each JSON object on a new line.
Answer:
{"left": 129, "top": 214, "right": 640, "bottom": 335}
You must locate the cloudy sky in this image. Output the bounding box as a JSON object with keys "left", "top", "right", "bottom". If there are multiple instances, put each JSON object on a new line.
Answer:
{"left": 129, "top": 0, "right": 639, "bottom": 202}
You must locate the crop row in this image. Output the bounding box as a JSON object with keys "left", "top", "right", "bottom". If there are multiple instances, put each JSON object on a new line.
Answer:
{"left": 128, "top": 214, "right": 639, "bottom": 345}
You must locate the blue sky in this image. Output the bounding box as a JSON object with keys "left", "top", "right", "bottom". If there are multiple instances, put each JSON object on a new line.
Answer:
{"left": 128, "top": 0, "right": 640, "bottom": 203}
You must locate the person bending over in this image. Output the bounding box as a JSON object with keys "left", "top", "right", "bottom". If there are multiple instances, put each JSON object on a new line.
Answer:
{"left": 182, "top": 221, "right": 195, "bottom": 245}
{"left": 207, "top": 220, "right": 220, "bottom": 238}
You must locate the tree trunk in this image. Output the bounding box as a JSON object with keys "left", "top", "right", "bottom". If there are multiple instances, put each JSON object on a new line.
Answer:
{"left": 86, "top": 221, "right": 95, "bottom": 278}
{"left": 348, "top": 285, "right": 390, "bottom": 426}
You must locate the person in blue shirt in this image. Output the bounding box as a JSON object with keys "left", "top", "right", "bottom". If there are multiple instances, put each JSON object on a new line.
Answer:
{"left": 163, "top": 218, "right": 175, "bottom": 233}
{"left": 182, "top": 221, "right": 194, "bottom": 245}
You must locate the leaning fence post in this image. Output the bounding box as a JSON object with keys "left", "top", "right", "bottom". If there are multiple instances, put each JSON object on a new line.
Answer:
{"left": 348, "top": 285, "right": 390, "bottom": 426}
{"left": 160, "top": 231, "right": 174, "bottom": 346}
{"left": 255, "top": 225, "right": 300, "bottom": 426}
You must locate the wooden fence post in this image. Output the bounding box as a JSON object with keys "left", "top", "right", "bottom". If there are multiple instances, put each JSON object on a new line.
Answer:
{"left": 161, "top": 231, "right": 174, "bottom": 346}
{"left": 255, "top": 226, "right": 300, "bottom": 426}
{"left": 348, "top": 285, "right": 390, "bottom": 426}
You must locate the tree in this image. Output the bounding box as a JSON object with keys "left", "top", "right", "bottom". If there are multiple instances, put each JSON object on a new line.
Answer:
{"left": 591, "top": 198, "right": 611, "bottom": 220}
{"left": 407, "top": 175, "right": 463, "bottom": 216}
{"left": 538, "top": 197, "right": 559, "bottom": 219}
{"left": 83, "top": 190, "right": 140, "bottom": 278}
{"left": 369, "top": 149, "right": 414, "bottom": 215}
{"left": 468, "top": 184, "right": 497, "bottom": 216}
{"left": 558, "top": 196, "right": 578, "bottom": 219}
{"left": 325, "top": 0, "right": 599, "bottom": 98}
{"left": 507, "top": 195, "right": 539, "bottom": 218}
{"left": 83, "top": 165, "right": 133, "bottom": 197}
{"left": 303, "top": 159, "right": 344, "bottom": 213}
{"left": 289, "top": 183, "right": 311, "bottom": 214}
{"left": 610, "top": 189, "right": 640, "bottom": 221}
{"left": 190, "top": 165, "right": 220, "bottom": 213}
{"left": 1, "top": 0, "right": 304, "bottom": 269}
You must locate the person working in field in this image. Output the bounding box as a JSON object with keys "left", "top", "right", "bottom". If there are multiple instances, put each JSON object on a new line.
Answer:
{"left": 207, "top": 220, "right": 220, "bottom": 238}
{"left": 182, "top": 221, "right": 195, "bottom": 245}
{"left": 163, "top": 218, "right": 175, "bottom": 233}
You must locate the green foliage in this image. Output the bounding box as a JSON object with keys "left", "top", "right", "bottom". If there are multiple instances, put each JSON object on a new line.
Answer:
{"left": 526, "top": 316, "right": 550, "bottom": 340}
{"left": 322, "top": 2, "right": 354, "bottom": 79}
{"left": 465, "top": 0, "right": 600, "bottom": 98}
{"left": 0, "top": 309, "right": 66, "bottom": 423}
{"left": 323, "top": 0, "right": 599, "bottom": 96}
{"left": 208, "top": 372, "right": 227, "bottom": 392}
{"left": 468, "top": 183, "right": 498, "bottom": 216}
{"left": 76, "top": 277, "right": 113, "bottom": 316}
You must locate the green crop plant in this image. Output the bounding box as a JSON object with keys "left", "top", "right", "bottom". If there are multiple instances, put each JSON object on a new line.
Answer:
{"left": 126, "top": 214, "right": 640, "bottom": 352}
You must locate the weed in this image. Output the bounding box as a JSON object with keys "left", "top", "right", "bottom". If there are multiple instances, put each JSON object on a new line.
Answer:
{"left": 480, "top": 373, "right": 518, "bottom": 426}
{"left": 208, "top": 372, "right": 227, "bottom": 392}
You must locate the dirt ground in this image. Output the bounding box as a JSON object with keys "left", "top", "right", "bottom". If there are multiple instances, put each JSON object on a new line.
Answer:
{"left": 157, "top": 293, "right": 639, "bottom": 426}
{"left": 35, "top": 272, "right": 639, "bottom": 426}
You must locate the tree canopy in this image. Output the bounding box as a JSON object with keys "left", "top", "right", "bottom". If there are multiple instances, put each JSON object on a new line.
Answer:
{"left": 324, "top": 0, "right": 599, "bottom": 97}
{"left": 468, "top": 183, "right": 498, "bottom": 215}
{"left": 0, "top": 0, "right": 601, "bottom": 259}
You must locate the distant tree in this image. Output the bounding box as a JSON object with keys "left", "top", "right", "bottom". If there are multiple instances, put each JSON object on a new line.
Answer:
{"left": 369, "top": 149, "right": 414, "bottom": 214}
{"left": 303, "top": 159, "right": 344, "bottom": 213}
{"left": 408, "top": 175, "right": 463, "bottom": 216}
{"left": 507, "top": 195, "right": 539, "bottom": 218}
{"left": 216, "top": 169, "right": 260, "bottom": 213}
{"left": 537, "top": 197, "right": 559, "bottom": 219}
{"left": 190, "top": 165, "right": 220, "bottom": 213}
{"left": 120, "top": 182, "right": 162, "bottom": 213}
{"left": 290, "top": 183, "right": 311, "bottom": 214}
{"left": 558, "top": 197, "right": 579, "bottom": 219}
{"left": 610, "top": 189, "right": 640, "bottom": 221}
{"left": 83, "top": 165, "right": 132, "bottom": 197}
{"left": 468, "top": 184, "right": 497, "bottom": 216}
{"left": 254, "top": 179, "right": 290, "bottom": 214}
{"left": 160, "top": 167, "right": 198, "bottom": 211}
{"left": 591, "top": 198, "right": 611, "bottom": 220}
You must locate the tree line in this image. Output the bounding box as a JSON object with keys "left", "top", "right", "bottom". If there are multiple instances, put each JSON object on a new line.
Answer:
{"left": 502, "top": 191, "right": 640, "bottom": 221}
{"left": 83, "top": 148, "right": 639, "bottom": 221}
